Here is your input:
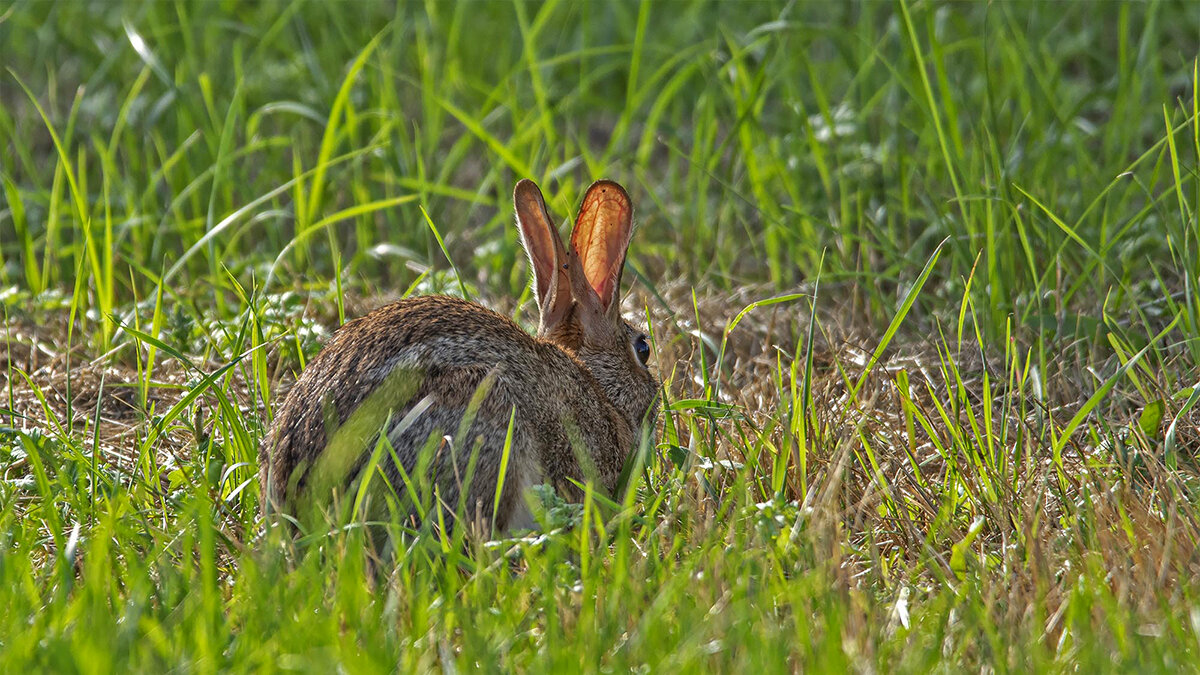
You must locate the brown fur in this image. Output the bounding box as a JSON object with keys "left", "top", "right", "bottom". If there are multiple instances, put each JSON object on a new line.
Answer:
{"left": 260, "top": 180, "right": 659, "bottom": 533}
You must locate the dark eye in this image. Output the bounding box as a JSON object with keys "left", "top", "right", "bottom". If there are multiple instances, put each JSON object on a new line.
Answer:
{"left": 633, "top": 334, "right": 650, "bottom": 365}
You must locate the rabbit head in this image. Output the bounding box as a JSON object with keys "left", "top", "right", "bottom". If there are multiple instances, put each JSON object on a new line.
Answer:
{"left": 514, "top": 179, "right": 660, "bottom": 443}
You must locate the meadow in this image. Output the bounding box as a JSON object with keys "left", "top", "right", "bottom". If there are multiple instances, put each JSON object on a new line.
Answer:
{"left": 3, "top": 0, "right": 1200, "bottom": 670}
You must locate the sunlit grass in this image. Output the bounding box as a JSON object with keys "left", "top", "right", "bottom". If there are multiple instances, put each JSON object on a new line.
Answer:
{"left": 2, "top": 0, "right": 1200, "bottom": 670}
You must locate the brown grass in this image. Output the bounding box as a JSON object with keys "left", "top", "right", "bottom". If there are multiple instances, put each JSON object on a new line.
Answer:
{"left": 5, "top": 284, "right": 1200, "bottom": 631}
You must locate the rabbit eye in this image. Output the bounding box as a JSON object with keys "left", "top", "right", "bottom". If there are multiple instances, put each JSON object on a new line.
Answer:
{"left": 633, "top": 334, "right": 650, "bottom": 366}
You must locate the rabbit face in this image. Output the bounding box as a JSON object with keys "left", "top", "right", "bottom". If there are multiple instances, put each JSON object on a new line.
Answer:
{"left": 516, "top": 177, "right": 661, "bottom": 453}
{"left": 576, "top": 317, "right": 660, "bottom": 440}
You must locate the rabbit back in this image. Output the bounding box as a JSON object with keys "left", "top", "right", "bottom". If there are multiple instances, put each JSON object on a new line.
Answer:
{"left": 260, "top": 294, "right": 619, "bottom": 530}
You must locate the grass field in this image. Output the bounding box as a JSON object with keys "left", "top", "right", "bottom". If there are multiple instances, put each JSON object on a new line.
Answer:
{"left": 3, "top": 0, "right": 1200, "bottom": 670}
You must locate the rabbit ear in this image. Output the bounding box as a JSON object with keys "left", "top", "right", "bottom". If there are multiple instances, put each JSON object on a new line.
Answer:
{"left": 568, "top": 180, "right": 633, "bottom": 320}
{"left": 514, "top": 179, "right": 573, "bottom": 333}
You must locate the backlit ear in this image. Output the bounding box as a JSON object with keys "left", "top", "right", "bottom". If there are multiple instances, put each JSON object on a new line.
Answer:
{"left": 514, "top": 179, "right": 573, "bottom": 334}
{"left": 568, "top": 180, "right": 633, "bottom": 318}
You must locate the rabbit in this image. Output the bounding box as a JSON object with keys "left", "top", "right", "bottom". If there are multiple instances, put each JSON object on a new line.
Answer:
{"left": 260, "top": 179, "right": 660, "bottom": 533}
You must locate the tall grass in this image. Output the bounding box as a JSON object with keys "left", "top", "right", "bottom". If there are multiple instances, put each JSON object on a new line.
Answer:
{"left": 2, "top": 0, "right": 1200, "bottom": 670}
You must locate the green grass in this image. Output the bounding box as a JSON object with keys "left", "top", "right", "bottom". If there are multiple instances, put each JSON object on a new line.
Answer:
{"left": 3, "top": 0, "right": 1200, "bottom": 670}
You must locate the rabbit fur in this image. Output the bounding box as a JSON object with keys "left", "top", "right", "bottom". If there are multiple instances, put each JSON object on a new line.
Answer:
{"left": 260, "top": 179, "right": 659, "bottom": 532}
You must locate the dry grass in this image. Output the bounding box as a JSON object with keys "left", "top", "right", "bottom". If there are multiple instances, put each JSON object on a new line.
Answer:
{"left": 11, "top": 282, "right": 1199, "bottom": 631}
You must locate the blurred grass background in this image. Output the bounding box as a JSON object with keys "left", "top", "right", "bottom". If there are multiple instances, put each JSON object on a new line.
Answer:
{"left": 4, "top": 1, "right": 1197, "bottom": 335}
{"left": 3, "top": 0, "right": 1200, "bottom": 670}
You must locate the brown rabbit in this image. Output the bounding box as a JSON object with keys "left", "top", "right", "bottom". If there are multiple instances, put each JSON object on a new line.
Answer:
{"left": 260, "top": 179, "right": 659, "bottom": 532}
